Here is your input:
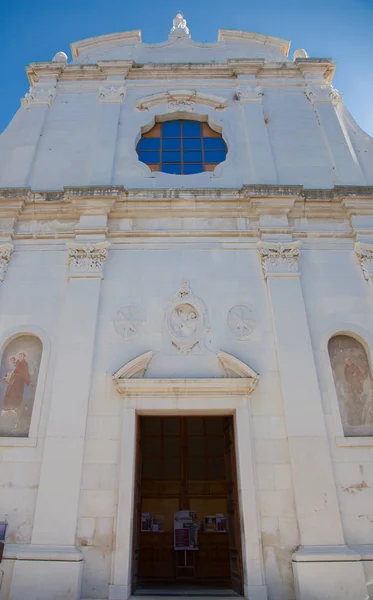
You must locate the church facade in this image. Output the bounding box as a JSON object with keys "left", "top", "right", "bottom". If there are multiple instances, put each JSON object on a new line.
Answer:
{"left": 1, "top": 14, "right": 373, "bottom": 600}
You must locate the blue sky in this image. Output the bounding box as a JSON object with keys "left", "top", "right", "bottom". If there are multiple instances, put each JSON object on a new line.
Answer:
{"left": 1, "top": 0, "right": 373, "bottom": 136}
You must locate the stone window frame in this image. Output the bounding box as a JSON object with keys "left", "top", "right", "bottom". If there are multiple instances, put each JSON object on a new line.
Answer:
{"left": 318, "top": 324, "right": 373, "bottom": 447}
{"left": 129, "top": 90, "right": 236, "bottom": 183}
{"left": 136, "top": 118, "right": 228, "bottom": 175}
{"left": 0, "top": 325, "right": 50, "bottom": 447}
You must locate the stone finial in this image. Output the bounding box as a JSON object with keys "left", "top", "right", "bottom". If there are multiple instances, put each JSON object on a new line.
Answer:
{"left": 169, "top": 11, "right": 191, "bottom": 38}
{"left": 293, "top": 49, "right": 309, "bottom": 60}
{"left": 52, "top": 51, "right": 68, "bottom": 63}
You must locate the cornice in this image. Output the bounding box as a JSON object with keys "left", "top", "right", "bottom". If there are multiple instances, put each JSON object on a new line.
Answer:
{"left": 25, "top": 58, "right": 336, "bottom": 85}
{"left": 26, "top": 63, "right": 67, "bottom": 86}
{"left": 218, "top": 30, "right": 290, "bottom": 57}
{"left": 71, "top": 31, "right": 142, "bottom": 59}
{"left": 0, "top": 186, "right": 372, "bottom": 241}
{"left": 2, "top": 185, "right": 373, "bottom": 204}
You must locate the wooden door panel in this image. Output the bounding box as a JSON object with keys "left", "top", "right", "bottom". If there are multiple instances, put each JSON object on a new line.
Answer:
{"left": 134, "top": 416, "right": 243, "bottom": 591}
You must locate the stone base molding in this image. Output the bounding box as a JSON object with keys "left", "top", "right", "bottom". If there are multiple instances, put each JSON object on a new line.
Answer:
{"left": 292, "top": 546, "right": 369, "bottom": 600}
{"left": 4, "top": 545, "right": 83, "bottom": 600}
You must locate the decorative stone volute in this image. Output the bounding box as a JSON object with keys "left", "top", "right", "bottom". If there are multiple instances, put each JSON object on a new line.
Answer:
{"left": 306, "top": 84, "right": 342, "bottom": 106}
{"left": 355, "top": 242, "right": 373, "bottom": 280}
{"left": 258, "top": 240, "right": 301, "bottom": 278}
{"left": 235, "top": 84, "right": 263, "bottom": 103}
{"left": 67, "top": 241, "right": 110, "bottom": 279}
{"left": 21, "top": 85, "right": 56, "bottom": 108}
{"left": 99, "top": 85, "right": 126, "bottom": 104}
{"left": 0, "top": 243, "right": 14, "bottom": 282}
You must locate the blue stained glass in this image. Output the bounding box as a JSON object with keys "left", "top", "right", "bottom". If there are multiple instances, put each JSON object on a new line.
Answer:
{"left": 184, "top": 164, "right": 203, "bottom": 175}
{"left": 162, "top": 164, "right": 182, "bottom": 174}
{"left": 203, "top": 138, "right": 226, "bottom": 151}
{"left": 137, "top": 138, "right": 160, "bottom": 151}
{"left": 183, "top": 138, "right": 202, "bottom": 150}
{"left": 163, "top": 138, "right": 181, "bottom": 150}
{"left": 204, "top": 151, "right": 226, "bottom": 164}
{"left": 162, "top": 121, "right": 181, "bottom": 137}
{"left": 138, "top": 151, "right": 160, "bottom": 163}
{"left": 162, "top": 151, "right": 181, "bottom": 163}
{"left": 182, "top": 121, "right": 201, "bottom": 137}
{"left": 184, "top": 151, "right": 202, "bottom": 163}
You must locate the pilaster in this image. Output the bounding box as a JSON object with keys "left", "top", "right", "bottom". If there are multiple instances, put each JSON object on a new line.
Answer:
{"left": 306, "top": 84, "right": 364, "bottom": 185}
{"left": 90, "top": 81, "right": 126, "bottom": 185}
{"left": 234, "top": 407, "right": 268, "bottom": 600}
{"left": 9, "top": 238, "right": 109, "bottom": 600}
{"left": 236, "top": 82, "right": 277, "bottom": 184}
{"left": 258, "top": 240, "right": 368, "bottom": 600}
{"left": 109, "top": 409, "right": 137, "bottom": 600}
{"left": 14, "top": 80, "right": 58, "bottom": 187}
{"left": 258, "top": 240, "right": 343, "bottom": 543}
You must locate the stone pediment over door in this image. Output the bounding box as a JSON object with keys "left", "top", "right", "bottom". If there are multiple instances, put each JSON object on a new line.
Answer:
{"left": 112, "top": 350, "right": 259, "bottom": 398}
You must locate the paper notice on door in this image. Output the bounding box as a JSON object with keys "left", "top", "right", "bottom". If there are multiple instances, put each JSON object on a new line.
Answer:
{"left": 174, "top": 510, "right": 198, "bottom": 550}
{"left": 141, "top": 512, "right": 153, "bottom": 532}
{"left": 216, "top": 513, "right": 228, "bottom": 532}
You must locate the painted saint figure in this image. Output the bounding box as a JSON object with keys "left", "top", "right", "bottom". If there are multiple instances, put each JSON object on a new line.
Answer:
{"left": 343, "top": 356, "right": 369, "bottom": 425}
{"left": 2, "top": 352, "right": 31, "bottom": 414}
{"left": 0, "top": 335, "right": 42, "bottom": 437}
{"left": 329, "top": 335, "right": 373, "bottom": 436}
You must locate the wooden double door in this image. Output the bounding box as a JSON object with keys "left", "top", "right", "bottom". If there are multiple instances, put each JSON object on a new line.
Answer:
{"left": 132, "top": 416, "right": 243, "bottom": 594}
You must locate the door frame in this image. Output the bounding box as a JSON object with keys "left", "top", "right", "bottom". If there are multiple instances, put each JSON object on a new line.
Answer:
{"left": 109, "top": 400, "right": 267, "bottom": 600}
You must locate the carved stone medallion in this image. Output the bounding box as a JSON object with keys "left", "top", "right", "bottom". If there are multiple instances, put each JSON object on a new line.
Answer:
{"left": 227, "top": 305, "right": 256, "bottom": 340}
{"left": 164, "top": 281, "right": 208, "bottom": 355}
{"left": 114, "top": 306, "right": 145, "bottom": 340}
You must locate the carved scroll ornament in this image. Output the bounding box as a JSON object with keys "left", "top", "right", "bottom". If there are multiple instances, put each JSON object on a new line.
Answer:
{"left": 355, "top": 242, "right": 373, "bottom": 280}
{"left": 0, "top": 243, "right": 14, "bottom": 282}
{"left": 22, "top": 86, "right": 56, "bottom": 108}
{"left": 99, "top": 86, "right": 126, "bottom": 104}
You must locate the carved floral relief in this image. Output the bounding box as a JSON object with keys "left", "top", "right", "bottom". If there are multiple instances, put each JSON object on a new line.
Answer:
{"left": 0, "top": 335, "right": 43, "bottom": 437}
{"left": 328, "top": 335, "right": 373, "bottom": 436}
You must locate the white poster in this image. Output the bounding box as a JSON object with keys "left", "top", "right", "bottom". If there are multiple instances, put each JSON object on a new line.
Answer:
{"left": 174, "top": 510, "right": 199, "bottom": 550}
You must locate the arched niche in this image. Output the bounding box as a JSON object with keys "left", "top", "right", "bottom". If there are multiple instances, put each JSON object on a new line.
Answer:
{"left": 328, "top": 334, "right": 373, "bottom": 436}
{"left": 0, "top": 334, "right": 43, "bottom": 438}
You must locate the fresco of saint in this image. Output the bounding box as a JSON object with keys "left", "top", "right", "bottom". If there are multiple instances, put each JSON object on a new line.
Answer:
{"left": 329, "top": 335, "right": 373, "bottom": 436}
{"left": 0, "top": 336, "right": 42, "bottom": 437}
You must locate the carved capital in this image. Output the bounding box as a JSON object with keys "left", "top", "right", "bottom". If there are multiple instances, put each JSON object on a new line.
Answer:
{"left": 258, "top": 241, "right": 301, "bottom": 278}
{"left": 355, "top": 242, "right": 373, "bottom": 280}
{"left": 99, "top": 85, "right": 126, "bottom": 104}
{"left": 235, "top": 85, "right": 263, "bottom": 103}
{"left": 306, "top": 84, "right": 343, "bottom": 106}
{"left": 21, "top": 86, "right": 56, "bottom": 108}
{"left": 67, "top": 241, "right": 110, "bottom": 279}
{"left": 0, "top": 243, "right": 14, "bottom": 282}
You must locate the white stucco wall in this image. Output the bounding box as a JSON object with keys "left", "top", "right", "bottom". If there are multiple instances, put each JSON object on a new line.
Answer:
{"left": 0, "top": 23, "right": 373, "bottom": 600}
